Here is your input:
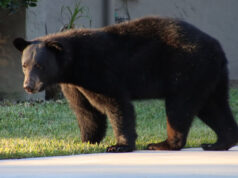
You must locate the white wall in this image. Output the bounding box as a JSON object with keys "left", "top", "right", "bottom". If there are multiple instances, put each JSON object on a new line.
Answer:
{"left": 116, "top": 0, "right": 238, "bottom": 79}
{"left": 26, "top": 0, "right": 104, "bottom": 40}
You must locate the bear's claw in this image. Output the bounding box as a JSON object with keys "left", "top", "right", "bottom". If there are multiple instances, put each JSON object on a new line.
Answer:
{"left": 106, "top": 145, "right": 134, "bottom": 152}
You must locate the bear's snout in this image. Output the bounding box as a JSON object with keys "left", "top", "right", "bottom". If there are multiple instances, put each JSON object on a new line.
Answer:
{"left": 23, "top": 79, "right": 35, "bottom": 93}
{"left": 23, "top": 75, "right": 44, "bottom": 94}
{"left": 24, "top": 85, "right": 34, "bottom": 93}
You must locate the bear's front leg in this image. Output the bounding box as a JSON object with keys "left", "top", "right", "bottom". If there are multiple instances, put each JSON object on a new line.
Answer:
{"left": 77, "top": 87, "right": 137, "bottom": 152}
{"left": 61, "top": 84, "right": 107, "bottom": 144}
{"left": 105, "top": 98, "right": 137, "bottom": 152}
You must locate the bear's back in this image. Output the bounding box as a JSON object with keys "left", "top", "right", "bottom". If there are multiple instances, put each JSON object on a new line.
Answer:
{"left": 103, "top": 16, "right": 217, "bottom": 53}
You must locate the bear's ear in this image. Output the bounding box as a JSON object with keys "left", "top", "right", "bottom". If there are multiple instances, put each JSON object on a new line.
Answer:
{"left": 45, "top": 41, "right": 64, "bottom": 53}
{"left": 13, "top": 38, "right": 31, "bottom": 52}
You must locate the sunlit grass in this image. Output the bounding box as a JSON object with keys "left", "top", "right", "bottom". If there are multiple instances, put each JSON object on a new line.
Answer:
{"left": 0, "top": 88, "right": 238, "bottom": 159}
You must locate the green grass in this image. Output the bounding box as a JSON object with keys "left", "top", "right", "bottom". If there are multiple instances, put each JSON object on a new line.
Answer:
{"left": 1, "top": 88, "right": 238, "bottom": 159}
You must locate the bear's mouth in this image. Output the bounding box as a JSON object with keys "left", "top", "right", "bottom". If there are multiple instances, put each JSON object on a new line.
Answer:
{"left": 24, "top": 83, "right": 45, "bottom": 94}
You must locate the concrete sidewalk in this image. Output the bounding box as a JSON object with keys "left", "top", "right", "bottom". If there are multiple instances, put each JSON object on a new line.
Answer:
{"left": 1, "top": 146, "right": 238, "bottom": 178}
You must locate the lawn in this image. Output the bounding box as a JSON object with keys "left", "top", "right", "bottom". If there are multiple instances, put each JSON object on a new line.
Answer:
{"left": 0, "top": 88, "right": 238, "bottom": 159}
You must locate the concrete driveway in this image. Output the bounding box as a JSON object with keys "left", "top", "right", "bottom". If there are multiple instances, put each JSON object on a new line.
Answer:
{"left": 1, "top": 146, "right": 238, "bottom": 178}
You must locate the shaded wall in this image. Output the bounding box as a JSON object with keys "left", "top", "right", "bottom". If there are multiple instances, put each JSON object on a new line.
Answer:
{"left": 0, "top": 9, "right": 26, "bottom": 100}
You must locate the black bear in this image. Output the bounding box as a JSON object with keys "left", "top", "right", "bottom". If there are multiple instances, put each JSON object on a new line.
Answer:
{"left": 13, "top": 16, "right": 238, "bottom": 152}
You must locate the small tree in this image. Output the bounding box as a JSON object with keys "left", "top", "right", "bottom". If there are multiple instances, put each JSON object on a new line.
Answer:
{"left": 60, "top": 0, "right": 92, "bottom": 31}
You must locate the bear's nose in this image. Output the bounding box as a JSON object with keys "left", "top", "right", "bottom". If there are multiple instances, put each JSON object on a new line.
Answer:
{"left": 24, "top": 85, "right": 34, "bottom": 93}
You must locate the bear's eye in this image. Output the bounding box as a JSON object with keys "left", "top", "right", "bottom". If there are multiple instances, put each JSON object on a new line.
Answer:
{"left": 34, "top": 64, "right": 43, "bottom": 70}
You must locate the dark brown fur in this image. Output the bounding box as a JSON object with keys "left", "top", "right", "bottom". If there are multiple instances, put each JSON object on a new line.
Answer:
{"left": 13, "top": 16, "right": 238, "bottom": 152}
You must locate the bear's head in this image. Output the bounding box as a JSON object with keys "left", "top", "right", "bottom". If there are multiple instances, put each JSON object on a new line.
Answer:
{"left": 13, "top": 38, "right": 64, "bottom": 94}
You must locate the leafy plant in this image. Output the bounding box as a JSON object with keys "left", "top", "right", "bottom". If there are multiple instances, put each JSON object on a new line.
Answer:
{"left": 60, "top": 0, "right": 92, "bottom": 30}
{"left": 0, "top": 0, "right": 38, "bottom": 13}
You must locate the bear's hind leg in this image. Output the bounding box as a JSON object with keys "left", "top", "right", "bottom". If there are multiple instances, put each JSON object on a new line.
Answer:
{"left": 61, "top": 84, "right": 107, "bottom": 144}
{"left": 198, "top": 99, "right": 238, "bottom": 150}
{"left": 147, "top": 97, "right": 195, "bottom": 150}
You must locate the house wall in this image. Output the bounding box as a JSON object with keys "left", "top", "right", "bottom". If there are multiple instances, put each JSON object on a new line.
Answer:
{"left": 116, "top": 0, "right": 238, "bottom": 80}
{"left": 26, "top": 0, "right": 105, "bottom": 40}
